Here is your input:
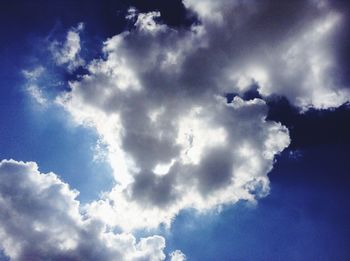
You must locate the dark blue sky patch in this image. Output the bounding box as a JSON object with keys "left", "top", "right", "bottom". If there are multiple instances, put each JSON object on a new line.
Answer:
{"left": 267, "top": 97, "right": 350, "bottom": 149}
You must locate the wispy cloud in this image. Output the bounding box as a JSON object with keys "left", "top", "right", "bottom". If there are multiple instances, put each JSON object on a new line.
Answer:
{"left": 50, "top": 23, "right": 85, "bottom": 71}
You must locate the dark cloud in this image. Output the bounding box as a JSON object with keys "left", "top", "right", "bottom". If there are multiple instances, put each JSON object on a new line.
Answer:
{"left": 196, "top": 146, "right": 233, "bottom": 194}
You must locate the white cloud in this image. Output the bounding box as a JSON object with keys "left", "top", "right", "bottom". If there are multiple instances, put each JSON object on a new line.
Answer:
{"left": 50, "top": 23, "right": 85, "bottom": 71}
{"left": 22, "top": 67, "right": 48, "bottom": 107}
{"left": 10, "top": 1, "right": 350, "bottom": 259}
{"left": 15, "top": 0, "right": 349, "bottom": 257}
{"left": 169, "top": 250, "right": 186, "bottom": 261}
{"left": 57, "top": 8, "right": 290, "bottom": 230}
{"left": 0, "top": 159, "right": 171, "bottom": 261}
{"left": 27, "top": 84, "right": 47, "bottom": 106}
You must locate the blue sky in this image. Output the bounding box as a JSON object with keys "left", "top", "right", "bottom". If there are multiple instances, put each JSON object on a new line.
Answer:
{"left": 0, "top": 1, "right": 350, "bottom": 260}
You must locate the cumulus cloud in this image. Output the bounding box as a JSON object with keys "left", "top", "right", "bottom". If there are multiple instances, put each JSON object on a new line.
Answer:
{"left": 182, "top": 0, "right": 350, "bottom": 109}
{"left": 0, "top": 159, "right": 169, "bottom": 261}
{"left": 56, "top": 4, "right": 290, "bottom": 230}
{"left": 13, "top": 0, "right": 350, "bottom": 258}
{"left": 15, "top": 0, "right": 350, "bottom": 260}
{"left": 50, "top": 23, "right": 85, "bottom": 71}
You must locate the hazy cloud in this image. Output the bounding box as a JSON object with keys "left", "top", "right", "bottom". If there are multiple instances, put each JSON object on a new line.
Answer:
{"left": 50, "top": 23, "right": 85, "bottom": 71}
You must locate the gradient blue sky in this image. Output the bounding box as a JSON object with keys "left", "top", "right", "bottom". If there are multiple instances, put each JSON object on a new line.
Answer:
{"left": 0, "top": 1, "right": 350, "bottom": 260}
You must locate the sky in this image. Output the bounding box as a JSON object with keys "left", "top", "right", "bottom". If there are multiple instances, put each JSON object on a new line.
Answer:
{"left": 0, "top": 0, "right": 350, "bottom": 260}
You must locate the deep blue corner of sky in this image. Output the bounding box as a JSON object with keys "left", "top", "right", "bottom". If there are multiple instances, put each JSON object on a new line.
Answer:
{"left": 0, "top": 1, "right": 350, "bottom": 261}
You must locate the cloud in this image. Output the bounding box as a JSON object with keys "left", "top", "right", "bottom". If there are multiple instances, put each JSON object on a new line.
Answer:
{"left": 50, "top": 23, "right": 85, "bottom": 71}
{"left": 56, "top": 7, "right": 290, "bottom": 230}
{"left": 0, "top": 159, "right": 170, "bottom": 261}
{"left": 182, "top": 0, "right": 350, "bottom": 109}
{"left": 13, "top": 0, "right": 349, "bottom": 258}
{"left": 27, "top": 84, "right": 47, "bottom": 106}
{"left": 22, "top": 66, "right": 44, "bottom": 81}
{"left": 22, "top": 67, "right": 48, "bottom": 107}
{"left": 169, "top": 250, "right": 186, "bottom": 261}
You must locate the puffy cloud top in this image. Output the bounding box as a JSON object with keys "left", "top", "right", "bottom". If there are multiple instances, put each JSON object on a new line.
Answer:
{"left": 0, "top": 160, "right": 168, "bottom": 261}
